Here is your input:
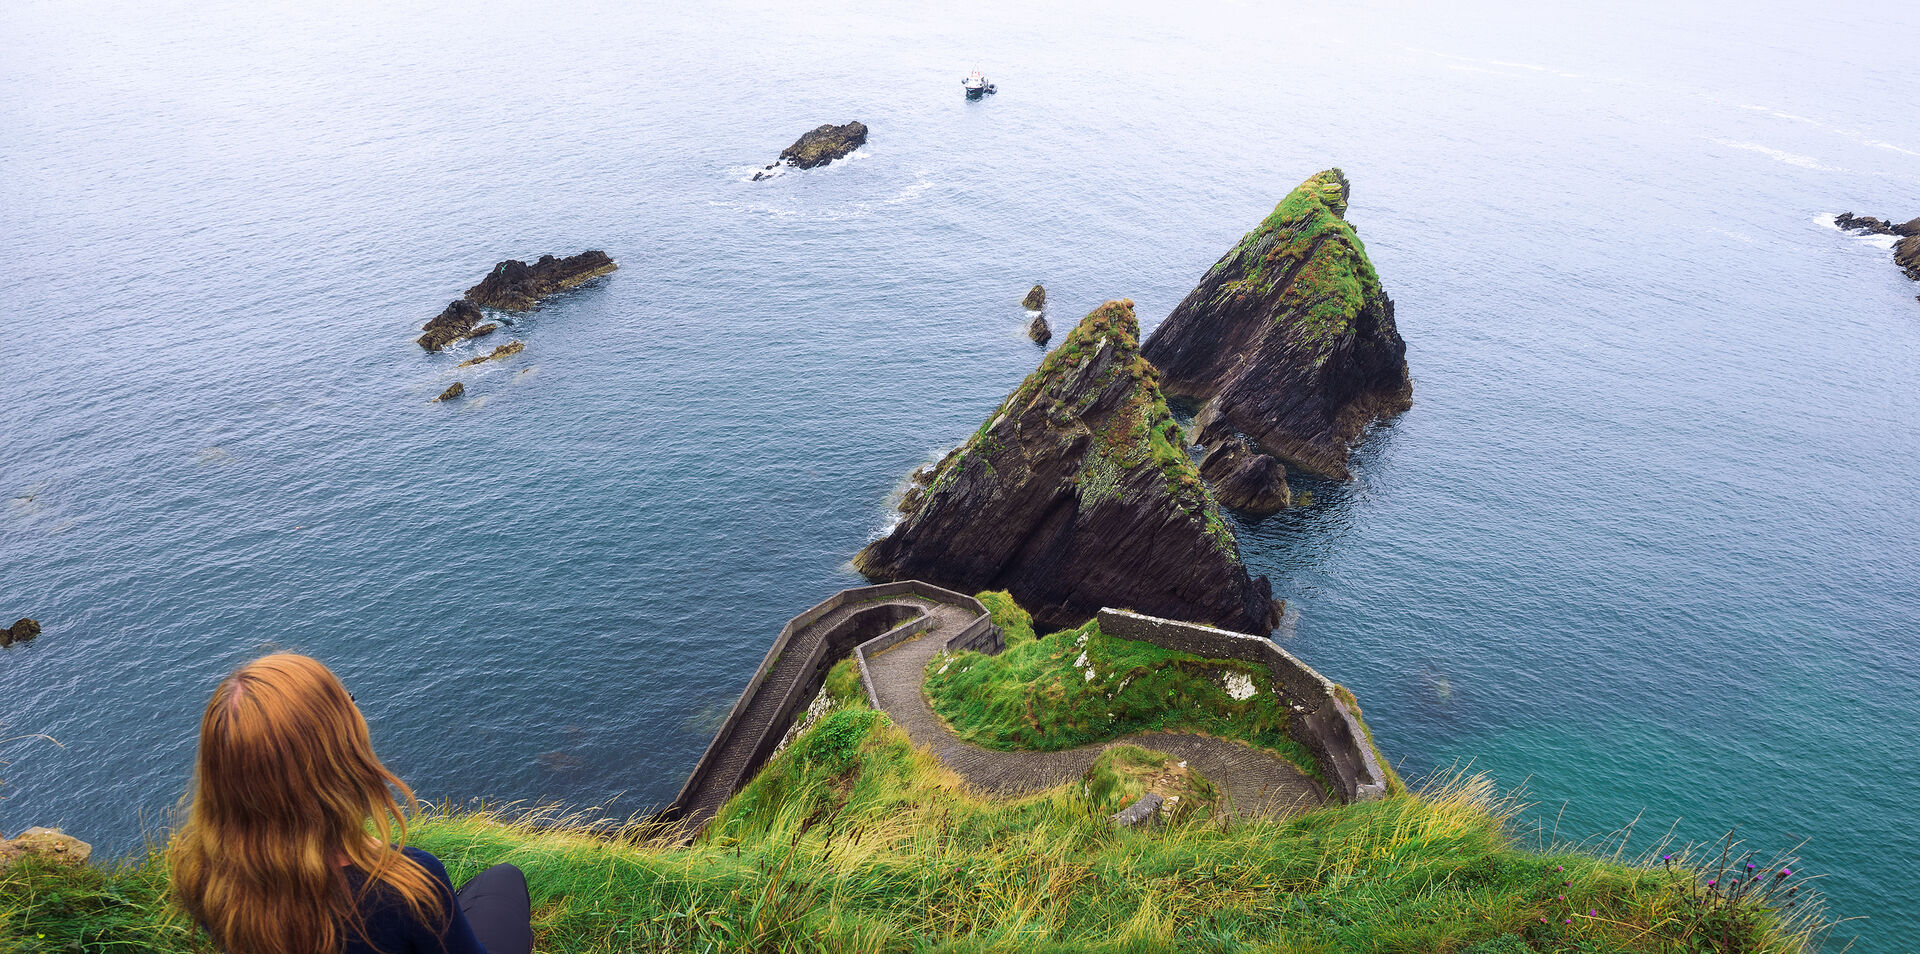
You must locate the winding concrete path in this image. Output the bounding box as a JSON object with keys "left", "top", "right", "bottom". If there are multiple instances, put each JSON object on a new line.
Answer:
{"left": 864, "top": 605, "right": 1324, "bottom": 819}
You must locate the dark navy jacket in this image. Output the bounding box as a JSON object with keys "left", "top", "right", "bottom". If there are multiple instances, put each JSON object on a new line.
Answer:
{"left": 341, "top": 847, "right": 486, "bottom": 954}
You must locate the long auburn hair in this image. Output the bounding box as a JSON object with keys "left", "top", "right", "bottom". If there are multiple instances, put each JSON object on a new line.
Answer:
{"left": 170, "top": 653, "right": 445, "bottom": 954}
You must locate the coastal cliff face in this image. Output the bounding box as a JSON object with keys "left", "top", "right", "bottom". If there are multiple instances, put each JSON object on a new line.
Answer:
{"left": 855, "top": 300, "right": 1281, "bottom": 634}
{"left": 465, "top": 251, "right": 617, "bottom": 310}
{"left": 1142, "top": 170, "right": 1411, "bottom": 480}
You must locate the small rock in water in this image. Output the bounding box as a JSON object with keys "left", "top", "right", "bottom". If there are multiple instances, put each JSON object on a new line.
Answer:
{"left": 1, "top": 618, "right": 40, "bottom": 647}
{"left": 459, "top": 340, "right": 526, "bottom": 368}
{"left": 418, "top": 300, "right": 487, "bottom": 351}
{"left": 775, "top": 121, "right": 868, "bottom": 170}
{"left": 1027, "top": 314, "right": 1052, "bottom": 344}
{"left": 1198, "top": 437, "right": 1291, "bottom": 516}
{"left": 434, "top": 382, "right": 466, "bottom": 402}
{"left": 1023, "top": 283, "right": 1046, "bottom": 311}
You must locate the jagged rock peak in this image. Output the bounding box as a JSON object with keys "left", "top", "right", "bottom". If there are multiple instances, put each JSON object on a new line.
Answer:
{"left": 1023, "top": 284, "right": 1047, "bottom": 310}
{"left": 464, "top": 251, "right": 617, "bottom": 311}
{"left": 1143, "top": 169, "right": 1411, "bottom": 480}
{"left": 1027, "top": 313, "right": 1052, "bottom": 344}
{"left": 856, "top": 300, "right": 1282, "bottom": 634}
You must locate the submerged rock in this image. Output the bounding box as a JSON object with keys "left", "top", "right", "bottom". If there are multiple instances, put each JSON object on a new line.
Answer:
{"left": 1143, "top": 169, "right": 1411, "bottom": 480}
{"left": 459, "top": 340, "right": 525, "bottom": 368}
{"left": 418, "top": 300, "right": 488, "bottom": 351}
{"left": 776, "top": 121, "right": 868, "bottom": 170}
{"left": 1027, "top": 314, "right": 1052, "bottom": 344}
{"left": 1198, "top": 437, "right": 1291, "bottom": 516}
{"left": 856, "top": 300, "right": 1282, "bottom": 634}
{"left": 465, "top": 251, "right": 618, "bottom": 311}
{"left": 1023, "top": 284, "right": 1047, "bottom": 311}
{"left": 434, "top": 382, "right": 466, "bottom": 402}
{"left": 1, "top": 618, "right": 40, "bottom": 647}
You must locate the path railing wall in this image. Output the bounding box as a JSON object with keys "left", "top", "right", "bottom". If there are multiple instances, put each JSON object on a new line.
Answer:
{"left": 661, "top": 581, "right": 997, "bottom": 830}
{"left": 1095, "top": 608, "right": 1389, "bottom": 803}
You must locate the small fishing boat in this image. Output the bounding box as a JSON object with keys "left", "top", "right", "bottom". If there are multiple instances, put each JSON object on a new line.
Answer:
{"left": 962, "top": 69, "right": 997, "bottom": 99}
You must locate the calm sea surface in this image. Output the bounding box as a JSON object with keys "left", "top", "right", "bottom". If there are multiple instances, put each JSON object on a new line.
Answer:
{"left": 3, "top": 0, "right": 1915, "bottom": 947}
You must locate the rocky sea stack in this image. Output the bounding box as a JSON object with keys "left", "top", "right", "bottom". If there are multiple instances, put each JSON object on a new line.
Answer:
{"left": 1143, "top": 169, "right": 1411, "bottom": 480}
{"left": 855, "top": 300, "right": 1281, "bottom": 634}
{"left": 1023, "top": 284, "right": 1047, "bottom": 311}
{"left": 465, "top": 251, "right": 618, "bottom": 310}
{"left": 1834, "top": 212, "right": 1920, "bottom": 289}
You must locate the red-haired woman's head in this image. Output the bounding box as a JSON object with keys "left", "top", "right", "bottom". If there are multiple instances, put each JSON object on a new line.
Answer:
{"left": 170, "top": 653, "right": 442, "bottom": 954}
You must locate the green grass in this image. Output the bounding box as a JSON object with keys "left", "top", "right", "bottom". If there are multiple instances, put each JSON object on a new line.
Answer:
{"left": 2, "top": 702, "right": 1820, "bottom": 953}
{"left": 1214, "top": 169, "right": 1385, "bottom": 351}
{"left": 922, "top": 593, "right": 1321, "bottom": 782}
{"left": 1083, "top": 744, "right": 1221, "bottom": 823}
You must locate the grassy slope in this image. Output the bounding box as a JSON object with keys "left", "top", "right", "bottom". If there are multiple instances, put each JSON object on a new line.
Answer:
{"left": 1218, "top": 169, "right": 1382, "bottom": 350}
{"left": 922, "top": 592, "right": 1321, "bottom": 783}
{"left": 2, "top": 596, "right": 1814, "bottom": 953}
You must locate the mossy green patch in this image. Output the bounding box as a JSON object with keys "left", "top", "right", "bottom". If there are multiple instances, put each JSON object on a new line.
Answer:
{"left": 1214, "top": 169, "right": 1383, "bottom": 351}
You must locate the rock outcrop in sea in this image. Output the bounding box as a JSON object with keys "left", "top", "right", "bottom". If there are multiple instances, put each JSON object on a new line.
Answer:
{"left": 755, "top": 122, "right": 868, "bottom": 179}
{"left": 855, "top": 300, "right": 1282, "bottom": 634}
{"left": 1023, "top": 284, "right": 1047, "bottom": 311}
{"left": 1834, "top": 212, "right": 1920, "bottom": 289}
{"left": 1198, "top": 437, "right": 1291, "bottom": 516}
{"left": 465, "top": 251, "right": 618, "bottom": 310}
{"left": 1028, "top": 314, "right": 1052, "bottom": 344}
{"left": 434, "top": 382, "right": 465, "bottom": 402}
{"left": 418, "top": 301, "right": 496, "bottom": 351}
{"left": 2, "top": 618, "right": 40, "bottom": 647}
{"left": 459, "top": 340, "right": 525, "bottom": 368}
{"left": 1142, "top": 169, "right": 1411, "bottom": 480}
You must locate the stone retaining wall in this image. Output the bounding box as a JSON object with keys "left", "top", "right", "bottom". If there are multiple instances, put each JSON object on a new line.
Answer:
{"left": 664, "top": 581, "right": 996, "bottom": 828}
{"left": 1096, "top": 608, "right": 1388, "bottom": 803}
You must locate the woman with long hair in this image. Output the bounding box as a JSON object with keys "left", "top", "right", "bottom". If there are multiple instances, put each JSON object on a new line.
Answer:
{"left": 170, "top": 653, "right": 534, "bottom": 954}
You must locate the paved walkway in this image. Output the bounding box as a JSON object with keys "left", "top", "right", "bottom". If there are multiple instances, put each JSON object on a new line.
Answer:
{"left": 864, "top": 607, "right": 1324, "bottom": 819}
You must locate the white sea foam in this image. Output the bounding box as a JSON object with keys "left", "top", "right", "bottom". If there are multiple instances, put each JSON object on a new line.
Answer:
{"left": 1713, "top": 139, "right": 1836, "bottom": 171}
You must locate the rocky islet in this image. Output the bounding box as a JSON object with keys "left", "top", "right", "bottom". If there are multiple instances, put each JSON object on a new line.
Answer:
{"left": 754, "top": 121, "right": 868, "bottom": 179}
{"left": 1198, "top": 437, "right": 1291, "bottom": 516}
{"left": 855, "top": 300, "right": 1282, "bottom": 634}
{"left": 464, "top": 251, "right": 618, "bottom": 311}
{"left": 1143, "top": 169, "right": 1412, "bottom": 481}
{"left": 2, "top": 618, "right": 40, "bottom": 647}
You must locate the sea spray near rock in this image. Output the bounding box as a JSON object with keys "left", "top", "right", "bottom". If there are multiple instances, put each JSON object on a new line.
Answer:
{"left": 1143, "top": 169, "right": 1411, "bottom": 480}
{"left": 855, "top": 300, "right": 1281, "bottom": 633}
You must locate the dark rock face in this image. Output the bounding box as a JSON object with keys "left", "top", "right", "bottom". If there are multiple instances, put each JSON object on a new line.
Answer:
{"left": 1027, "top": 314, "right": 1052, "bottom": 344}
{"left": 1836, "top": 213, "right": 1920, "bottom": 287}
{"left": 2, "top": 618, "right": 40, "bottom": 647}
{"left": 418, "top": 300, "right": 487, "bottom": 351}
{"left": 459, "top": 340, "right": 525, "bottom": 368}
{"left": 856, "top": 300, "right": 1282, "bottom": 634}
{"left": 434, "top": 382, "right": 465, "bottom": 402}
{"left": 1198, "top": 437, "right": 1291, "bottom": 516}
{"left": 465, "top": 251, "right": 617, "bottom": 310}
{"left": 1023, "top": 284, "right": 1047, "bottom": 310}
{"left": 776, "top": 121, "right": 868, "bottom": 170}
{"left": 1143, "top": 169, "right": 1412, "bottom": 480}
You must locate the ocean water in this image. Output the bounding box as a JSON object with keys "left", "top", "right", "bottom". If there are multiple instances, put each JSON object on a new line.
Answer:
{"left": 3, "top": 0, "right": 1916, "bottom": 948}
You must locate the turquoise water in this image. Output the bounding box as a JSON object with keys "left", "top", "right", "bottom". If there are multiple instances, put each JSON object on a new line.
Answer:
{"left": 3, "top": 1, "right": 1916, "bottom": 948}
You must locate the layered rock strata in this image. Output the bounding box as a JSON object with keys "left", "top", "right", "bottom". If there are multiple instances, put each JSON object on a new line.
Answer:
{"left": 1143, "top": 169, "right": 1411, "bottom": 480}
{"left": 1198, "top": 438, "right": 1291, "bottom": 515}
{"left": 465, "top": 251, "right": 618, "bottom": 310}
{"left": 1834, "top": 212, "right": 1920, "bottom": 288}
{"left": 856, "top": 300, "right": 1282, "bottom": 634}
